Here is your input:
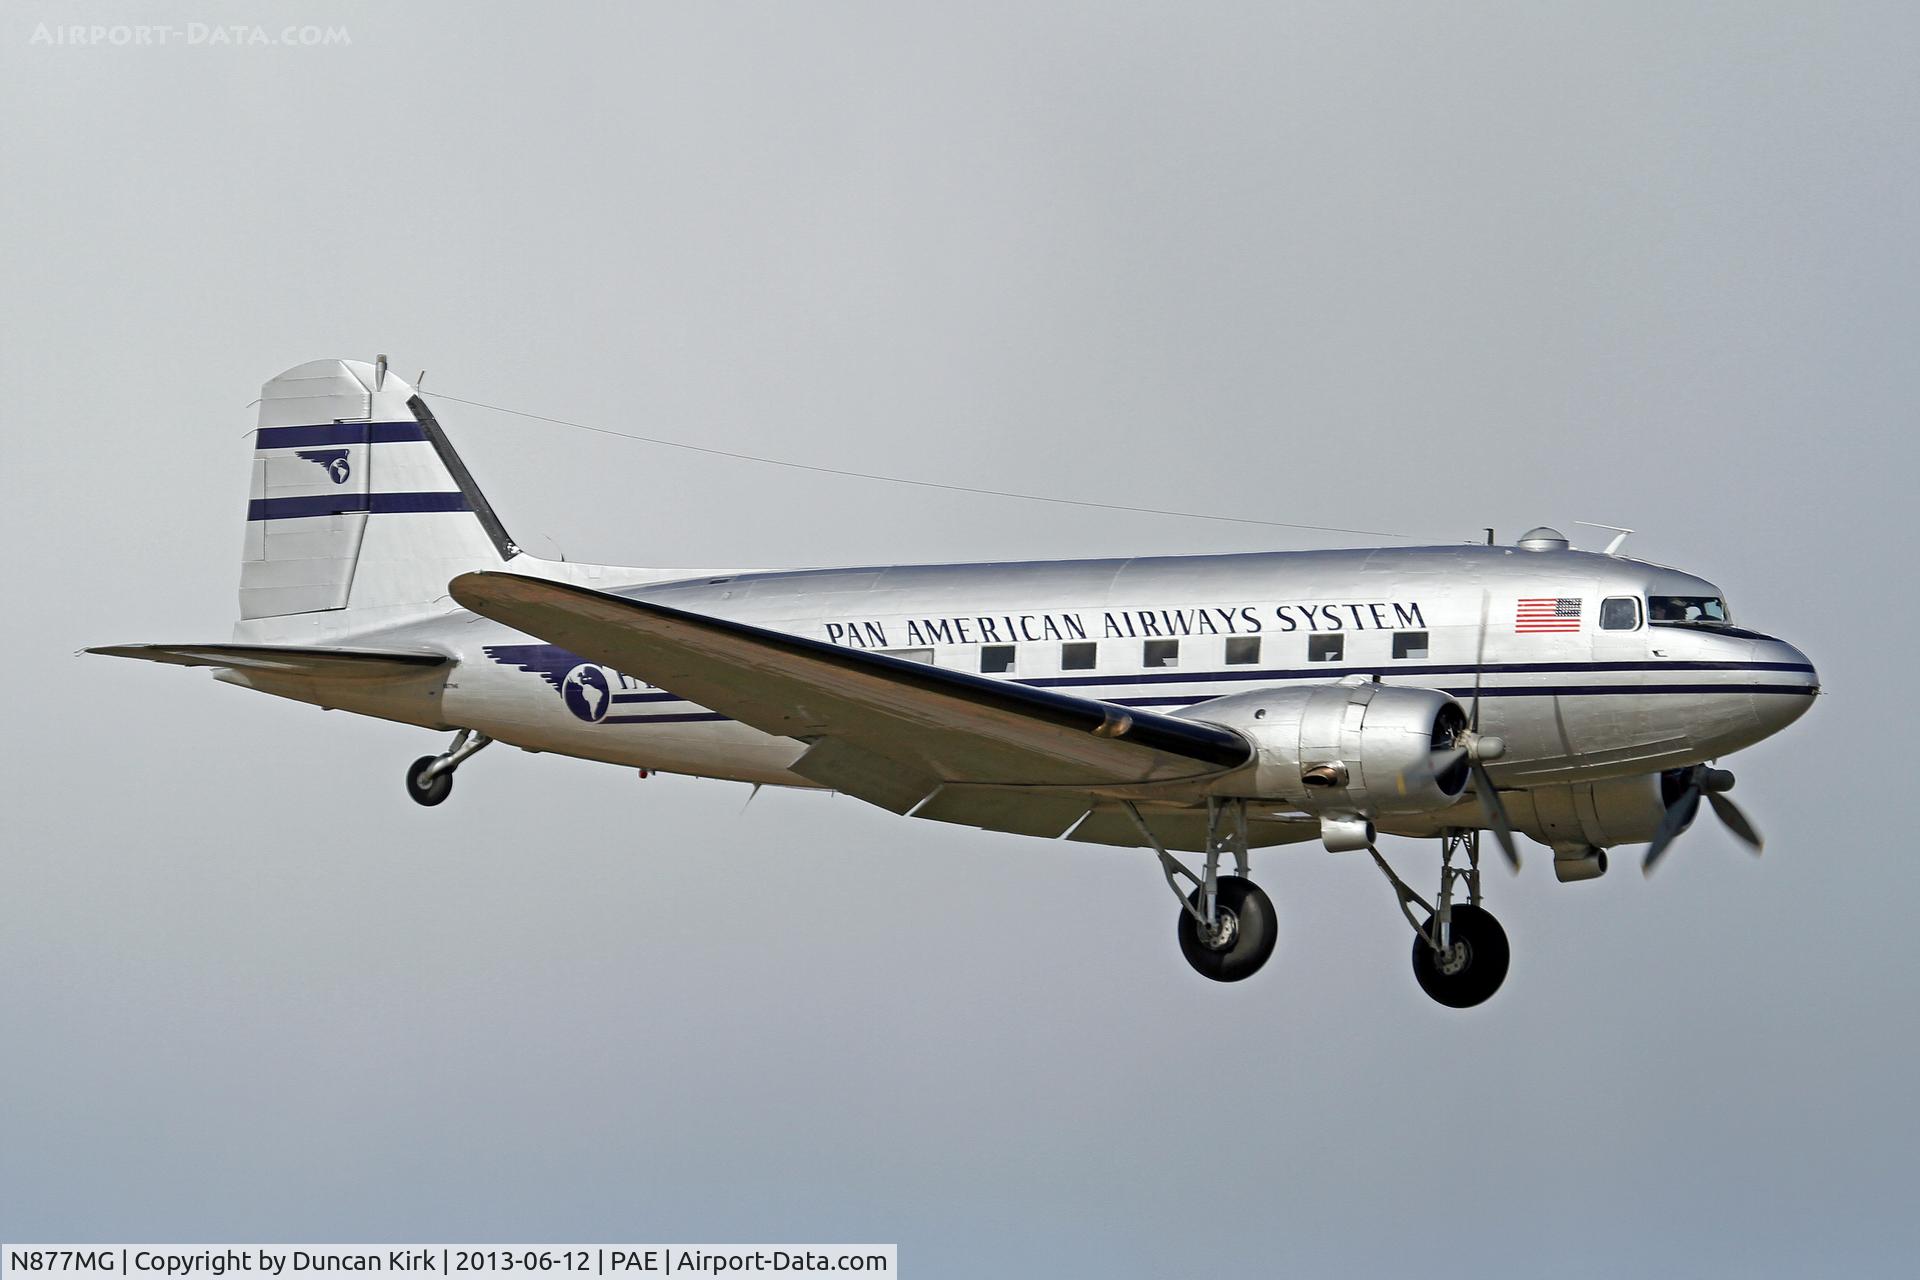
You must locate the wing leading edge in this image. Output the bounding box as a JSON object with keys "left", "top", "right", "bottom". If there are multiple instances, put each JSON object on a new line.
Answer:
{"left": 448, "top": 571, "right": 1252, "bottom": 813}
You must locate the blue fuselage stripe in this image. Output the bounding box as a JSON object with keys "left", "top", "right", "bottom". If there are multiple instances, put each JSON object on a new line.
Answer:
{"left": 247, "top": 492, "right": 471, "bottom": 521}
{"left": 1021, "top": 658, "right": 1815, "bottom": 686}
{"left": 255, "top": 422, "right": 428, "bottom": 449}
{"left": 593, "top": 672, "right": 1815, "bottom": 724}
{"left": 1110, "top": 682, "right": 1813, "bottom": 707}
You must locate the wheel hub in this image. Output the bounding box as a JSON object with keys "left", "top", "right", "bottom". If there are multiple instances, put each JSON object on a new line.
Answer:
{"left": 1199, "top": 906, "right": 1240, "bottom": 951}
{"left": 1437, "top": 938, "right": 1472, "bottom": 976}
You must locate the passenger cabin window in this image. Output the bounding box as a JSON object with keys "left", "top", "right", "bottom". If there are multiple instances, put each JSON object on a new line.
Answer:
{"left": 879, "top": 647, "right": 934, "bottom": 664}
{"left": 1599, "top": 598, "right": 1642, "bottom": 631}
{"left": 1144, "top": 639, "right": 1180, "bottom": 668}
{"left": 980, "top": 644, "right": 1016, "bottom": 674}
{"left": 1308, "top": 634, "right": 1344, "bottom": 663}
{"left": 1392, "top": 631, "right": 1429, "bottom": 659}
{"left": 1649, "top": 595, "right": 1729, "bottom": 626}
{"left": 1061, "top": 641, "right": 1097, "bottom": 670}
{"left": 1225, "top": 636, "right": 1261, "bottom": 665}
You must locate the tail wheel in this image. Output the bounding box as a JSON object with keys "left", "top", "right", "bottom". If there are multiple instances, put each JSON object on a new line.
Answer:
{"left": 1177, "top": 875, "right": 1278, "bottom": 983}
{"left": 1410, "top": 903, "right": 1509, "bottom": 1008}
{"left": 406, "top": 755, "right": 453, "bottom": 807}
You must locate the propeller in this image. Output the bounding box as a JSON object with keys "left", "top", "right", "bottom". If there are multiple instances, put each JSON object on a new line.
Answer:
{"left": 1429, "top": 590, "right": 1521, "bottom": 871}
{"left": 1642, "top": 765, "right": 1764, "bottom": 876}
{"left": 1467, "top": 591, "right": 1519, "bottom": 870}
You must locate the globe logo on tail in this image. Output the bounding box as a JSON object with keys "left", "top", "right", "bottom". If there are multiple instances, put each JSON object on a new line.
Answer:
{"left": 294, "top": 448, "right": 352, "bottom": 484}
{"left": 561, "top": 664, "right": 612, "bottom": 723}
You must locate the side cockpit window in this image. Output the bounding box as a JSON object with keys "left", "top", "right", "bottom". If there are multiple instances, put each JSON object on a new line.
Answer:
{"left": 1599, "top": 597, "right": 1642, "bottom": 631}
{"left": 1649, "top": 595, "right": 1729, "bottom": 626}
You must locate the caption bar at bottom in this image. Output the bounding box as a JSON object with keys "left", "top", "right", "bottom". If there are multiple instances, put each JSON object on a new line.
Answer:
{"left": 2, "top": 1248, "right": 896, "bottom": 1278}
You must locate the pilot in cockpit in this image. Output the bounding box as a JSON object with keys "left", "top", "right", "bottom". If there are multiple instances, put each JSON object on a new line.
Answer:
{"left": 1649, "top": 595, "right": 1727, "bottom": 625}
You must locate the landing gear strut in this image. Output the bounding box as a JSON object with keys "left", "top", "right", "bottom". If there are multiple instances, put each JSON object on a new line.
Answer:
{"left": 1368, "top": 830, "right": 1510, "bottom": 1008}
{"left": 1128, "top": 798, "right": 1278, "bottom": 983}
{"left": 406, "top": 729, "right": 492, "bottom": 807}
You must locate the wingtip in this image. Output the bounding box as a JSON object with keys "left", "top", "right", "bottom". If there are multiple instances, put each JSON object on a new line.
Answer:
{"left": 449, "top": 569, "right": 605, "bottom": 628}
{"left": 447, "top": 568, "right": 517, "bottom": 611}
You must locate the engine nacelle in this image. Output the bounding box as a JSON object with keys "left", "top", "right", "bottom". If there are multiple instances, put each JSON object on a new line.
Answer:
{"left": 1497, "top": 774, "right": 1674, "bottom": 850}
{"left": 1395, "top": 771, "right": 1701, "bottom": 876}
{"left": 1181, "top": 682, "right": 1470, "bottom": 817}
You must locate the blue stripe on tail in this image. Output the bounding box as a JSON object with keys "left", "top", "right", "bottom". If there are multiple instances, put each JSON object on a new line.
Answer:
{"left": 247, "top": 492, "right": 472, "bottom": 521}
{"left": 255, "top": 422, "right": 429, "bottom": 449}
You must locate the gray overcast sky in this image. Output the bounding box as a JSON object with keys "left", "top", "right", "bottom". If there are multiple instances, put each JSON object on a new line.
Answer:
{"left": 3, "top": 2, "right": 1915, "bottom": 1275}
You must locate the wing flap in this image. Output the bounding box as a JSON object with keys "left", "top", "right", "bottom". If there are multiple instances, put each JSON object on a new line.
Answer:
{"left": 911, "top": 784, "right": 1093, "bottom": 839}
{"left": 792, "top": 738, "right": 942, "bottom": 815}
{"left": 1067, "top": 803, "right": 1320, "bottom": 853}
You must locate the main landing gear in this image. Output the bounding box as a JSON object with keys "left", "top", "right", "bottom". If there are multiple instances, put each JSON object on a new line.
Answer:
{"left": 1368, "top": 830, "right": 1510, "bottom": 1008}
{"left": 405, "top": 729, "right": 492, "bottom": 807}
{"left": 1128, "top": 798, "right": 1278, "bottom": 983}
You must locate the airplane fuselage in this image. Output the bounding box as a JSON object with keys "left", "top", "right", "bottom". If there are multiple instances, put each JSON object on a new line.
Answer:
{"left": 226, "top": 542, "right": 1818, "bottom": 849}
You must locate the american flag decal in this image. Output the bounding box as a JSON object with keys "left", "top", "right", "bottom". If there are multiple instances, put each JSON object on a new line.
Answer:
{"left": 1516, "top": 597, "right": 1583, "bottom": 633}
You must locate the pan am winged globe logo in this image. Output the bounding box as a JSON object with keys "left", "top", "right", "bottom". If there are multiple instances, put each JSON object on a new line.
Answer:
{"left": 294, "top": 448, "right": 352, "bottom": 484}
{"left": 561, "top": 663, "right": 612, "bottom": 723}
{"left": 482, "top": 645, "right": 629, "bottom": 724}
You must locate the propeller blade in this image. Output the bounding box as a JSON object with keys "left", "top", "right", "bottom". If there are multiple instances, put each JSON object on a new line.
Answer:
{"left": 1470, "top": 590, "right": 1490, "bottom": 732}
{"left": 1642, "top": 785, "right": 1703, "bottom": 876}
{"left": 1706, "top": 789, "right": 1764, "bottom": 852}
{"left": 1471, "top": 760, "right": 1521, "bottom": 871}
{"left": 1395, "top": 745, "right": 1467, "bottom": 798}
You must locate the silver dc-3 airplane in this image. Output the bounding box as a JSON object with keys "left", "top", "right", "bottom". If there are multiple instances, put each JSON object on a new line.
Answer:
{"left": 93, "top": 358, "right": 1821, "bottom": 1006}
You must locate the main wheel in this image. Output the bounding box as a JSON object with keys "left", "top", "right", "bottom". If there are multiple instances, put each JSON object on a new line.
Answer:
{"left": 1410, "top": 903, "right": 1509, "bottom": 1008}
{"left": 406, "top": 755, "right": 453, "bottom": 807}
{"left": 1176, "top": 875, "right": 1278, "bottom": 983}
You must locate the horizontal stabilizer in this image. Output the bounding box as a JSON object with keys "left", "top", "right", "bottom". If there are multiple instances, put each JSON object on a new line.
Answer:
{"left": 86, "top": 643, "right": 448, "bottom": 680}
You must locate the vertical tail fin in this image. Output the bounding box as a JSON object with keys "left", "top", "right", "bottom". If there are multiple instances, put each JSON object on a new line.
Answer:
{"left": 241, "top": 358, "right": 518, "bottom": 622}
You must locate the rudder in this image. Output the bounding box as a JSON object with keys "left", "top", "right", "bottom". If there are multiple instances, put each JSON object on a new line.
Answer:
{"left": 241, "top": 358, "right": 519, "bottom": 623}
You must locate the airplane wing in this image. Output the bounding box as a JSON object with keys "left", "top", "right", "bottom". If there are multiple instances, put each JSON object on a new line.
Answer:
{"left": 87, "top": 643, "right": 450, "bottom": 679}
{"left": 449, "top": 572, "right": 1253, "bottom": 821}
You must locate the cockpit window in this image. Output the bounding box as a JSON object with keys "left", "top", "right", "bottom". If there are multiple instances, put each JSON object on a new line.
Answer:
{"left": 1649, "top": 595, "right": 1730, "bottom": 625}
{"left": 1599, "top": 597, "right": 1641, "bottom": 631}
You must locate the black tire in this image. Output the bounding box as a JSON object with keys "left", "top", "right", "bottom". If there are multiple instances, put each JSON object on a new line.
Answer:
{"left": 1410, "top": 903, "right": 1509, "bottom": 1008}
{"left": 406, "top": 755, "right": 453, "bottom": 807}
{"left": 1176, "top": 875, "right": 1278, "bottom": 983}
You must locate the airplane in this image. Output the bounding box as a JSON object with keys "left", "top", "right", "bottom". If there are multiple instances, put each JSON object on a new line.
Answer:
{"left": 90, "top": 357, "right": 1820, "bottom": 1006}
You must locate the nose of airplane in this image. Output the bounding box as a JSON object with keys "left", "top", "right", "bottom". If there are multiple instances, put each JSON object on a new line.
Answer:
{"left": 1751, "top": 635, "right": 1819, "bottom": 737}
